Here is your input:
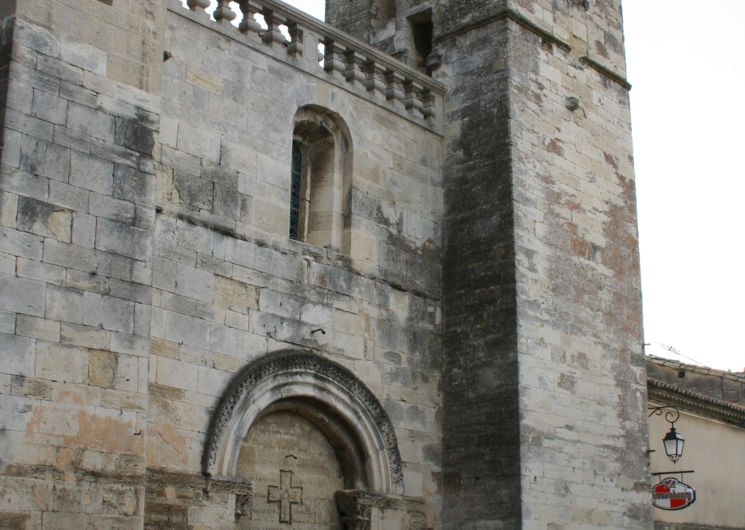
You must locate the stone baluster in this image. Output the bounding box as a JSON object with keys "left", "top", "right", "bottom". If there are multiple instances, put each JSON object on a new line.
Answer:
{"left": 286, "top": 22, "right": 303, "bottom": 56}
{"left": 404, "top": 80, "right": 424, "bottom": 115}
{"left": 213, "top": 0, "right": 237, "bottom": 25}
{"left": 187, "top": 0, "right": 210, "bottom": 14}
{"left": 385, "top": 70, "right": 406, "bottom": 110}
{"left": 323, "top": 39, "right": 346, "bottom": 77}
{"left": 422, "top": 88, "right": 435, "bottom": 119}
{"left": 261, "top": 8, "right": 286, "bottom": 46}
{"left": 237, "top": 0, "right": 262, "bottom": 35}
{"left": 363, "top": 60, "right": 386, "bottom": 97}
{"left": 344, "top": 50, "right": 366, "bottom": 85}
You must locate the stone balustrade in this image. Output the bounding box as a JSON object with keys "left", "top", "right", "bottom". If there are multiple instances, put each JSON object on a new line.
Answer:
{"left": 177, "top": 0, "right": 444, "bottom": 124}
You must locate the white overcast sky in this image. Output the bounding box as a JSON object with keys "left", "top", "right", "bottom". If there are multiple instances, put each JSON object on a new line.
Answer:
{"left": 188, "top": 0, "right": 744, "bottom": 372}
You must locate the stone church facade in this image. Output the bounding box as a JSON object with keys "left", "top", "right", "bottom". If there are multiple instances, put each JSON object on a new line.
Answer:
{"left": 0, "top": 0, "right": 650, "bottom": 528}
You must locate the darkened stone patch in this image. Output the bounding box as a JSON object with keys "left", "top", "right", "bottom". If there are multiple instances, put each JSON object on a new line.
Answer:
{"left": 173, "top": 171, "right": 213, "bottom": 210}
{"left": 115, "top": 116, "right": 155, "bottom": 154}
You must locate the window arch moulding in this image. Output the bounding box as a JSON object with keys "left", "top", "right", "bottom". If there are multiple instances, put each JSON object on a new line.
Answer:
{"left": 289, "top": 105, "right": 353, "bottom": 254}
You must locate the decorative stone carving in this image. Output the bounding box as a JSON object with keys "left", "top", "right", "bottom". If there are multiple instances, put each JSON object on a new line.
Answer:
{"left": 335, "top": 489, "right": 406, "bottom": 530}
{"left": 186, "top": 0, "right": 210, "bottom": 12}
{"left": 202, "top": 350, "right": 404, "bottom": 495}
{"left": 267, "top": 469, "right": 303, "bottom": 523}
{"left": 203, "top": 476, "right": 254, "bottom": 522}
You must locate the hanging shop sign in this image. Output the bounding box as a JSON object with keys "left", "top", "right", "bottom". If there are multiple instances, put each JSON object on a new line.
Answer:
{"left": 652, "top": 477, "right": 696, "bottom": 510}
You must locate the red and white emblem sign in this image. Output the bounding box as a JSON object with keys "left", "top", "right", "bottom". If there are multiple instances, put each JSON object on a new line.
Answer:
{"left": 652, "top": 477, "right": 696, "bottom": 510}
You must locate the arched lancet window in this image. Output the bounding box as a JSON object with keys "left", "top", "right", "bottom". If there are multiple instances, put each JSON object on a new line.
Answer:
{"left": 289, "top": 106, "right": 352, "bottom": 253}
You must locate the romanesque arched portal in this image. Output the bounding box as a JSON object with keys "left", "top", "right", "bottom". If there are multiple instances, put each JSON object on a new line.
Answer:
{"left": 202, "top": 351, "right": 404, "bottom": 527}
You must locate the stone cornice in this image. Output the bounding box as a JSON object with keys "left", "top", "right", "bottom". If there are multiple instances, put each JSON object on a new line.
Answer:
{"left": 648, "top": 377, "right": 745, "bottom": 428}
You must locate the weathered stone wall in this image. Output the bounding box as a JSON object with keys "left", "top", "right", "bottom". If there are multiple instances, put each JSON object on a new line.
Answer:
{"left": 142, "top": 6, "right": 444, "bottom": 526}
{"left": 1, "top": 0, "right": 444, "bottom": 525}
{"left": 0, "top": 0, "right": 163, "bottom": 525}
{"left": 434, "top": 0, "right": 650, "bottom": 528}
{"left": 436, "top": 17, "right": 522, "bottom": 528}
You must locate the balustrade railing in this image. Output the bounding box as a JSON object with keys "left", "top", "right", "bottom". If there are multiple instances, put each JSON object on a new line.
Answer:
{"left": 179, "top": 0, "right": 443, "bottom": 122}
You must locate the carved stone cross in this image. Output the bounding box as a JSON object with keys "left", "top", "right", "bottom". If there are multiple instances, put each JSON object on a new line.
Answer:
{"left": 267, "top": 469, "right": 303, "bottom": 523}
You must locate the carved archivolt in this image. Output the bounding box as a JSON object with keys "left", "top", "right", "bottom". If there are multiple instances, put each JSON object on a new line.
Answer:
{"left": 202, "top": 350, "right": 404, "bottom": 495}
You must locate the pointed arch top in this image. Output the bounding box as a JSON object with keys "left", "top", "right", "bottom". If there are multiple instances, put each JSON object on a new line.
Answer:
{"left": 202, "top": 350, "right": 404, "bottom": 495}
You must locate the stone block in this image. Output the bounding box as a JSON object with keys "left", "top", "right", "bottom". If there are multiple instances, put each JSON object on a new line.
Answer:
{"left": 19, "top": 137, "right": 71, "bottom": 182}
{"left": 70, "top": 150, "right": 114, "bottom": 195}
{"left": 53, "top": 123, "right": 93, "bottom": 154}
{"left": 160, "top": 145, "right": 202, "bottom": 176}
{"left": 172, "top": 171, "right": 213, "bottom": 210}
{"left": 42, "top": 239, "right": 95, "bottom": 271}
{"left": 95, "top": 218, "right": 152, "bottom": 260}
{"left": 59, "top": 80, "right": 98, "bottom": 108}
{"left": 35, "top": 341, "right": 87, "bottom": 383}
{"left": 221, "top": 138, "right": 257, "bottom": 175}
{"left": 61, "top": 323, "right": 111, "bottom": 350}
{"left": 164, "top": 311, "right": 211, "bottom": 351}
{"left": 113, "top": 164, "right": 155, "bottom": 207}
{"left": 89, "top": 349, "right": 138, "bottom": 391}
{"left": 0, "top": 273, "right": 46, "bottom": 317}
{"left": 110, "top": 331, "right": 149, "bottom": 356}
{"left": 109, "top": 279, "right": 151, "bottom": 305}
{"left": 155, "top": 355, "right": 198, "bottom": 392}
{"left": 60, "top": 37, "right": 107, "bottom": 75}
{"left": 0, "top": 225, "right": 43, "bottom": 260}
{"left": 37, "top": 54, "right": 84, "bottom": 85}
{"left": 0, "top": 310, "right": 15, "bottom": 334}
{"left": 82, "top": 292, "right": 134, "bottom": 334}
{"left": 209, "top": 324, "right": 264, "bottom": 358}
{"left": 65, "top": 268, "right": 109, "bottom": 295}
{"left": 134, "top": 303, "right": 150, "bottom": 337}
{"left": 13, "top": 19, "right": 59, "bottom": 57}
{"left": 0, "top": 332, "right": 36, "bottom": 377}
{"left": 259, "top": 289, "right": 302, "bottom": 319}
{"left": 225, "top": 310, "right": 249, "bottom": 331}
{"left": 5, "top": 108, "right": 54, "bottom": 142}
{"left": 177, "top": 122, "right": 220, "bottom": 162}
{"left": 115, "top": 116, "right": 156, "bottom": 155}
{"left": 16, "top": 196, "right": 72, "bottom": 243}
{"left": 32, "top": 88, "right": 68, "bottom": 125}
{"left": 212, "top": 275, "right": 258, "bottom": 313}
{"left": 1, "top": 129, "right": 23, "bottom": 169}
{"left": 67, "top": 102, "right": 115, "bottom": 143}
{"left": 5, "top": 79, "right": 34, "bottom": 115}
{"left": 152, "top": 257, "right": 177, "bottom": 292}
{"left": 89, "top": 192, "right": 135, "bottom": 224}
{"left": 49, "top": 180, "right": 90, "bottom": 211}
{"left": 175, "top": 264, "right": 213, "bottom": 303}
{"left": 16, "top": 315, "right": 60, "bottom": 343}
{"left": 16, "top": 258, "right": 67, "bottom": 285}
{"left": 10, "top": 375, "right": 53, "bottom": 401}
{"left": 46, "top": 285, "right": 84, "bottom": 324}
{"left": 72, "top": 212, "right": 96, "bottom": 248}
{"left": 196, "top": 365, "right": 232, "bottom": 396}
{"left": 159, "top": 115, "right": 178, "bottom": 148}
{"left": 0, "top": 167, "right": 49, "bottom": 203}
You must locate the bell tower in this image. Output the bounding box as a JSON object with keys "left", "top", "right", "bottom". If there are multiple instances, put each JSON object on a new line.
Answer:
{"left": 327, "top": 0, "right": 652, "bottom": 527}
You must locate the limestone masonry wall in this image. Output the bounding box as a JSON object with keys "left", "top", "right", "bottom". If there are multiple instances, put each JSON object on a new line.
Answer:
{"left": 0, "top": 0, "right": 444, "bottom": 528}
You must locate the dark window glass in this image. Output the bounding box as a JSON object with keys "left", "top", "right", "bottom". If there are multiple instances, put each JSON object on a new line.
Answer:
{"left": 289, "top": 140, "right": 303, "bottom": 240}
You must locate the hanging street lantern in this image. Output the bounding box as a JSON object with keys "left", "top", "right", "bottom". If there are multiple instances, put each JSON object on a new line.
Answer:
{"left": 648, "top": 405, "right": 685, "bottom": 464}
{"left": 662, "top": 424, "right": 684, "bottom": 463}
